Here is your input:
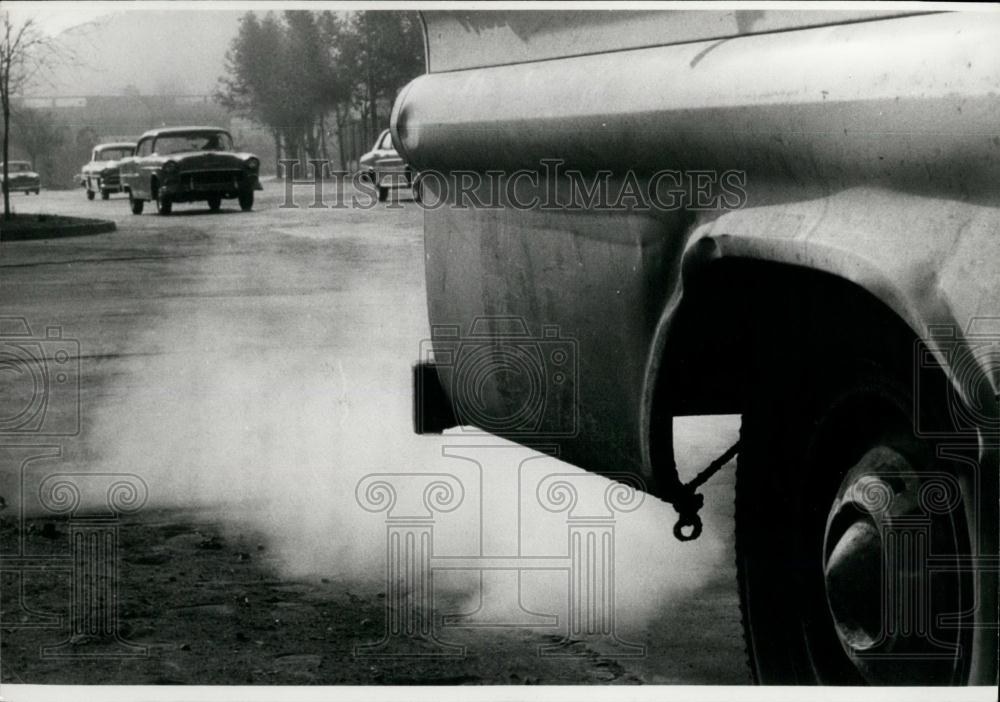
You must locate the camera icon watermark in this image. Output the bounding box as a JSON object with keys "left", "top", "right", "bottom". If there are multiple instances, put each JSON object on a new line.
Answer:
{"left": 417, "top": 317, "right": 578, "bottom": 438}
{"left": 0, "top": 317, "right": 81, "bottom": 436}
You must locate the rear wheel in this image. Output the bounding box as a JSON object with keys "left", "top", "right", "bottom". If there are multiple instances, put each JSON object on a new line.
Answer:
{"left": 101, "top": 189, "right": 110, "bottom": 200}
{"left": 207, "top": 195, "right": 222, "bottom": 211}
{"left": 238, "top": 190, "right": 253, "bottom": 211}
{"left": 377, "top": 185, "right": 389, "bottom": 203}
{"left": 129, "top": 194, "right": 144, "bottom": 215}
{"left": 736, "top": 363, "right": 975, "bottom": 684}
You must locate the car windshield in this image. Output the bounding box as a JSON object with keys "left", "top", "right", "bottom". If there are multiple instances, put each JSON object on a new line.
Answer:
{"left": 8, "top": 162, "right": 31, "bottom": 172}
{"left": 153, "top": 132, "right": 233, "bottom": 154}
{"left": 97, "top": 147, "right": 133, "bottom": 161}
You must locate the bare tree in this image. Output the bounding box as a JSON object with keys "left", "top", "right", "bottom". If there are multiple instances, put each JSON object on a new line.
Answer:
{"left": 0, "top": 5, "right": 54, "bottom": 219}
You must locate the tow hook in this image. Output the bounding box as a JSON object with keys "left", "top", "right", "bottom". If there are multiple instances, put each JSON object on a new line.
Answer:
{"left": 672, "top": 441, "right": 741, "bottom": 542}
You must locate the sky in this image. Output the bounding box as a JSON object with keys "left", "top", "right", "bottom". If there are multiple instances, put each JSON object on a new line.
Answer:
{"left": 3, "top": 2, "right": 115, "bottom": 36}
{"left": 2, "top": 4, "right": 245, "bottom": 97}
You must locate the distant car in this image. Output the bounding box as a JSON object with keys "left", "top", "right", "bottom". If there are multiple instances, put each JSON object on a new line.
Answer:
{"left": 1, "top": 161, "right": 40, "bottom": 195}
{"left": 81, "top": 142, "right": 136, "bottom": 200}
{"left": 359, "top": 129, "right": 415, "bottom": 202}
{"left": 119, "top": 126, "right": 262, "bottom": 215}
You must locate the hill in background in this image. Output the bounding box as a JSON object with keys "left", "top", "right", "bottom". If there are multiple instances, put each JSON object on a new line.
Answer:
{"left": 29, "top": 10, "right": 243, "bottom": 97}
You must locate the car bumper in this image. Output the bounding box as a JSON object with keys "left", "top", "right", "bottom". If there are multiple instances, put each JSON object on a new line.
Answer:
{"left": 2, "top": 178, "right": 40, "bottom": 190}
{"left": 90, "top": 173, "right": 124, "bottom": 192}
{"left": 161, "top": 174, "right": 261, "bottom": 200}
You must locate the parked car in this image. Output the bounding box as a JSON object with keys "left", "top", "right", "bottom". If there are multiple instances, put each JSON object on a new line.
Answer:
{"left": 81, "top": 142, "right": 136, "bottom": 200}
{"left": 1, "top": 160, "right": 40, "bottom": 195}
{"left": 119, "top": 126, "right": 261, "bottom": 215}
{"left": 401, "top": 10, "right": 999, "bottom": 686}
{"left": 359, "top": 129, "right": 415, "bottom": 202}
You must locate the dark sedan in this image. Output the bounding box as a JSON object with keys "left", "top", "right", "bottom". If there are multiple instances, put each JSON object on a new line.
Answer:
{"left": 1, "top": 161, "right": 40, "bottom": 195}
{"left": 119, "top": 126, "right": 262, "bottom": 215}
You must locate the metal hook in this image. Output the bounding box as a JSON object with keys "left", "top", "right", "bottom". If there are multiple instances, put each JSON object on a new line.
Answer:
{"left": 673, "top": 513, "right": 703, "bottom": 541}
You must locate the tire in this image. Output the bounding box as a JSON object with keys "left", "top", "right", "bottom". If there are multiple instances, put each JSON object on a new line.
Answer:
{"left": 207, "top": 195, "right": 222, "bottom": 211}
{"left": 101, "top": 189, "right": 110, "bottom": 200}
{"left": 377, "top": 185, "right": 389, "bottom": 203}
{"left": 129, "top": 194, "right": 144, "bottom": 215}
{"left": 736, "top": 360, "right": 976, "bottom": 685}
{"left": 238, "top": 190, "right": 253, "bottom": 211}
{"left": 155, "top": 188, "right": 172, "bottom": 215}
{"left": 34, "top": 189, "right": 40, "bottom": 195}
{"left": 412, "top": 177, "right": 422, "bottom": 204}
{"left": 24, "top": 190, "right": 30, "bottom": 196}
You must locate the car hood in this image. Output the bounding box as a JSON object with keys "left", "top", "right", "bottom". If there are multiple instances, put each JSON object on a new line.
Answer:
{"left": 360, "top": 148, "right": 402, "bottom": 168}
{"left": 84, "top": 159, "right": 125, "bottom": 172}
{"left": 156, "top": 151, "right": 256, "bottom": 170}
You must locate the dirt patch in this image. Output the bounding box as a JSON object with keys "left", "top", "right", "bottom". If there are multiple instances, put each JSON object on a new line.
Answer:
{"left": 0, "top": 508, "right": 662, "bottom": 685}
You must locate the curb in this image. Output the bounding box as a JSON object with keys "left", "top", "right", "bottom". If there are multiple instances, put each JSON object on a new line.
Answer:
{"left": 3, "top": 218, "right": 116, "bottom": 241}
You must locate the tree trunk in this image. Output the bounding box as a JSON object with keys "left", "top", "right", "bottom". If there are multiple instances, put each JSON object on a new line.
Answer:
{"left": 273, "top": 129, "right": 282, "bottom": 177}
{"left": 2, "top": 62, "right": 11, "bottom": 220}
{"left": 318, "top": 112, "right": 328, "bottom": 163}
{"left": 305, "top": 121, "right": 318, "bottom": 163}
{"left": 334, "top": 107, "right": 347, "bottom": 172}
{"left": 2, "top": 103, "right": 11, "bottom": 221}
{"left": 365, "top": 24, "right": 379, "bottom": 137}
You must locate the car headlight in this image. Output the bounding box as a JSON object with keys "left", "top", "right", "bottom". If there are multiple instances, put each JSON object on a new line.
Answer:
{"left": 245, "top": 157, "right": 259, "bottom": 172}
{"left": 163, "top": 161, "right": 178, "bottom": 174}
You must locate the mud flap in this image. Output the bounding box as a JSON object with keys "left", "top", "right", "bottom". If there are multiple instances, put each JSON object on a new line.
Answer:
{"left": 412, "top": 361, "right": 458, "bottom": 434}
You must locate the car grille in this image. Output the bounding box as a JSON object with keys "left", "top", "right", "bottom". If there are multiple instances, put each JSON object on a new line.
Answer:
{"left": 183, "top": 170, "right": 241, "bottom": 188}
{"left": 102, "top": 173, "right": 120, "bottom": 187}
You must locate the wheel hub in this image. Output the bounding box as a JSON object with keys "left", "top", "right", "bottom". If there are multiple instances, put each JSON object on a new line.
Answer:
{"left": 822, "top": 443, "right": 964, "bottom": 684}
{"left": 824, "top": 516, "right": 882, "bottom": 650}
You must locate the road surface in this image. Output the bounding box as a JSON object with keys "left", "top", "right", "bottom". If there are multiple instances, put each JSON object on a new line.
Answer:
{"left": 0, "top": 184, "right": 748, "bottom": 684}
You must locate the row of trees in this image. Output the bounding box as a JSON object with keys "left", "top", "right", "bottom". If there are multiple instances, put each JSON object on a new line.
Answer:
{"left": 216, "top": 11, "right": 424, "bottom": 170}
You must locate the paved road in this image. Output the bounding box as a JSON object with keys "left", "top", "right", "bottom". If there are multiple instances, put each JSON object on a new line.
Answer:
{"left": 1, "top": 184, "right": 748, "bottom": 684}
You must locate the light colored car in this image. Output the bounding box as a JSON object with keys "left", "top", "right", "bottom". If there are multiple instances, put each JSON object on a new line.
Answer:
{"left": 1, "top": 160, "right": 40, "bottom": 195}
{"left": 402, "top": 10, "right": 999, "bottom": 685}
{"left": 81, "top": 142, "right": 136, "bottom": 200}
{"left": 359, "top": 129, "right": 414, "bottom": 202}
{"left": 119, "top": 126, "right": 262, "bottom": 215}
